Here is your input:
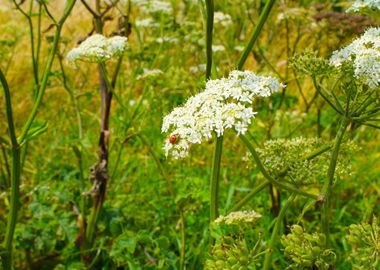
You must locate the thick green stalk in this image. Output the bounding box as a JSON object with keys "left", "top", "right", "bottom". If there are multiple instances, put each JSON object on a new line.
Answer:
{"left": 210, "top": 136, "right": 223, "bottom": 222}
{"left": 320, "top": 119, "right": 349, "bottom": 247}
{"left": 0, "top": 69, "right": 21, "bottom": 270}
{"left": 237, "top": 0, "right": 276, "bottom": 70}
{"left": 263, "top": 194, "right": 296, "bottom": 270}
{"left": 205, "top": 0, "right": 214, "bottom": 79}
{"left": 240, "top": 134, "right": 318, "bottom": 200}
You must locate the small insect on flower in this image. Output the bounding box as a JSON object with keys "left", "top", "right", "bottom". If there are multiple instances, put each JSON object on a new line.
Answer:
{"left": 169, "top": 134, "right": 179, "bottom": 144}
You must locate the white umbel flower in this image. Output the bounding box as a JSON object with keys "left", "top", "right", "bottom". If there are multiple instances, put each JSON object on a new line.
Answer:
{"left": 67, "top": 34, "right": 128, "bottom": 63}
{"left": 347, "top": 0, "right": 380, "bottom": 13}
{"left": 162, "top": 70, "right": 285, "bottom": 159}
{"left": 330, "top": 27, "right": 380, "bottom": 89}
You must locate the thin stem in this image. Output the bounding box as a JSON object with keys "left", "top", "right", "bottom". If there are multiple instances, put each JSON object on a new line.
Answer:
{"left": 179, "top": 210, "right": 186, "bottom": 270}
{"left": 312, "top": 76, "right": 343, "bottom": 116}
{"left": 320, "top": 118, "right": 349, "bottom": 247}
{"left": 210, "top": 136, "right": 223, "bottom": 222}
{"left": 205, "top": 0, "right": 214, "bottom": 79}
{"left": 12, "top": 0, "right": 39, "bottom": 87}
{"left": 263, "top": 194, "right": 296, "bottom": 270}
{"left": 239, "top": 134, "right": 319, "bottom": 200}
{"left": 230, "top": 181, "right": 270, "bottom": 212}
{"left": 19, "top": 0, "right": 77, "bottom": 143}
{"left": 0, "top": 70, "right": 17, "bottom": 147}
{"left": 237, "top": 0, "right": 276, "bottom": 70}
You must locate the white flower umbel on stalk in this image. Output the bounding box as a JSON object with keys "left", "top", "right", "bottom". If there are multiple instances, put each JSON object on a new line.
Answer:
{"left": 162, "top": 70, "right": 285, "bottom": 159}
{"left": 346, "top": 0, "right": 380, "bottom": 13}
{"left": 67, "top": 34, "right": 128, "bottom": 63}
{"left": 330, "top": 27, "right": 380, "bottom": 89}
{"left": 214, "top": 210, "right": 262, "bottom": 225}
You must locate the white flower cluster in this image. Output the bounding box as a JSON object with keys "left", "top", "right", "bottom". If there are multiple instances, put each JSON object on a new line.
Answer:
{"left": 135, "top": 18, "right": 160, "bottom": 28}
{"left": 67, "top": 34, "right": 128, "bottom": 63}
{"left": 214, "top": 11, "right": 233, "bottom": 27}
{"left": 162, "top": 70, "right": 285, "bottom": 159}
{"left": 136, "top": 68, "right": 163, "bottom": 80}
{"left": 156, "top": 36, "right": 179, "bottom": 44}
{"left": 132, "top": 0, "right": 173, "bottom": 14}
{"left": 330, "top": 27, "right": 380, "bottom": 89}
{"left": 214, "top": 210, "right": 262, "bottom": 225}
{"left": 346, "top": 0, "right": 380, "bottom": 13}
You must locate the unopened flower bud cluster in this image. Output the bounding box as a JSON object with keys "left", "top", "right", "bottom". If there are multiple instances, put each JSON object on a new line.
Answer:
{"left": 281, "top": 225, "right": 336, "bottom": 269}
{"left": 162, "top": 70, "right": 285, "bottom": 159}
{"left": 290, "top": 50, "right": 335, "bottom": 77}
{"left": 67, "top": 34, "right": 128, "bottom": 63}
{"left": 251, "top": 137, "right": 357, "bottom": 184}
{"left": 205, "top": 236, "right": 261, "bottom": 270}
{"left": 346, "top": 216, "right": 379, "bottom": 269}
{"left": 330, "top": 27, "right": 380, "bottom": 89}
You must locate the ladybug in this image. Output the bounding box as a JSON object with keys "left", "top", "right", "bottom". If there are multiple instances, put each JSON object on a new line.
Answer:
{"left": 169, "top": 134, "right": 178, "bottom": 144}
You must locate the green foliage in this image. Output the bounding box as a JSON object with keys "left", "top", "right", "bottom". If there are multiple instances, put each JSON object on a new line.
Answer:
{"left": 0, "top": 0, "right": 379, "bottom": 269}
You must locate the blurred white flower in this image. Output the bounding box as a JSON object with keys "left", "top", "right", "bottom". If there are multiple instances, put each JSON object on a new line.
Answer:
{"left": 132, "top": 0, "right": 173, "bottom": 14}
{"left": 136, "top": 68, "right": 163, "bottom": 80}
{"left": 156, "top": 36, "right": 179, "bottom": 44}
{"left": 135, "top": 18, "right": 160, "bottom": 28}
{"left": 214, "top": 11, "right": 233, "bottom": 27}
{"left": 212, "top": 45, "right": 225, "bottom": 52}
{"left": 189, "top": 64, "right": 206, "bottom": 74}
{"left": 162, "top": 70, "right": 285, "bottom": 159}
{"left": 234, "top": 45, "right": 245, "bottom": 52}
{"left": 67, "top": 34, "right": 128, "bottom": 63}
{"left": 330, "top": 27, "right": 380, "bottom": 89}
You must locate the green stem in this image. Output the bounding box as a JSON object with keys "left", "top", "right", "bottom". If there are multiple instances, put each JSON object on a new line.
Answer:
{"left": 0, "top": 69, "right": 21, "bottom": 270}
{"left": 237, "top": 0, "right": 276, "bottom": 70}
{"left": 239, "top": 134, "right": 318, "bottom": 200}
{"left": 210, "top": 136, "right": 223, "bottom": 222}
{"left": 263, "top": 194, "right": 296, "bottom": 270}
{"left": 320, "top": 118, "right": 349, "bottom": 247}
{"left": 230, "top": 181, "right": 270, "bottom": 212}
{"left": 205, "top": 0, "right": 214, "bottom": 79}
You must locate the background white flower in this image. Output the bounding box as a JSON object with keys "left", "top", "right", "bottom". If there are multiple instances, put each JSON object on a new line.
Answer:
{"left": 67, "top": 34, "right": 128, "bottom": 63}
{"left": 346, "top": 0, "right": 380, "bottom": 13}
{"left": 330, "top": 27, "right": 380, "bottom": 89}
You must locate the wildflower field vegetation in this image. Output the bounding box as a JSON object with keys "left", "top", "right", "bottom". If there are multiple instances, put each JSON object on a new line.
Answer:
{"left": 0, "top": 0, "right": 379, "bottom": 269}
